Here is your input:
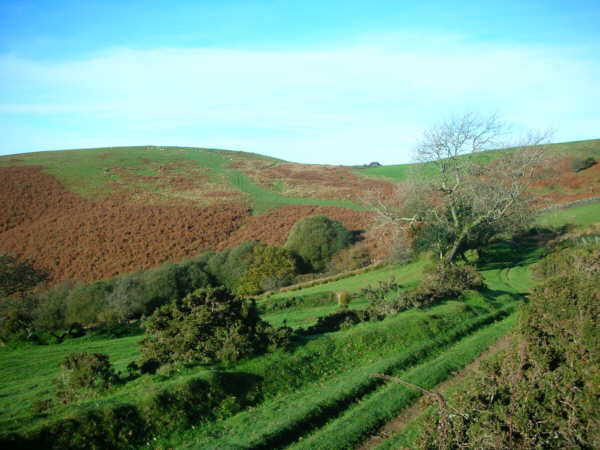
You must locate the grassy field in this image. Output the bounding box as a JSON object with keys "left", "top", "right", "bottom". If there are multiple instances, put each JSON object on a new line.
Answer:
{"left": 535, "top": 200, "right": 600, "bottom": 228}
{"left": 355, "top": 139, "right": 600, "bottom": 182}
{"left": 0, "top": 235, "right": 537, "bottom": 448}
{"left": 0, "top": 146, "right": 365, "bottom": 214}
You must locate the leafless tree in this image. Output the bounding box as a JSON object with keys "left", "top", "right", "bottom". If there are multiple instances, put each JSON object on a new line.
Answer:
{"left": 373, "top": 112, "right": 552, "bottom": 264}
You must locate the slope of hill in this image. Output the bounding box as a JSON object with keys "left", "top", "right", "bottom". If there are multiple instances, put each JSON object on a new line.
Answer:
{"left": 1, "top": 140, "right": 598, "bottom": 285}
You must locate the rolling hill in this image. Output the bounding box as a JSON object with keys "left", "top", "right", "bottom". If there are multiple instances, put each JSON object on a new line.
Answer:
{"left": 1, "top": 140, "right": 599, "bottom": 285}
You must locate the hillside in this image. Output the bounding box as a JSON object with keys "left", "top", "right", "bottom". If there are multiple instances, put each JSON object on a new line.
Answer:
{"left": 1, "top": 140, "right": 599, "bottom": 285}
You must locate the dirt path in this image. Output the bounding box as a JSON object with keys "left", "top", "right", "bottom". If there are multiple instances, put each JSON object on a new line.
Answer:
{"left": 356, "top": 334, "right": 512, "bottom": 450}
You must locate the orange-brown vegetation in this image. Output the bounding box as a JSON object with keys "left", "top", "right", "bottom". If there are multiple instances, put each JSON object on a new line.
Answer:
{"left": 244, "top": 163, "right": 395, "bottom": 204}
{"left": 219, "top": 204, "right": 372, "bottom": 250}
{"left": 0, "top": 166, "right": 250, "bottom": 284}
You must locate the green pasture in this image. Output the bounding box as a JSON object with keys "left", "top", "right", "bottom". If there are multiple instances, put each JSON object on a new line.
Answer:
{"left": 0, "top": 220, "right": 553, "bottom": 449}
{"left": 355, "top": 138, "right": 600, "bottom": 182}
{"left": 535, "top": 201, "right": 600, "bottom": 228}
{"left": 0, "top": 146, "right": 365, "bottom": 214}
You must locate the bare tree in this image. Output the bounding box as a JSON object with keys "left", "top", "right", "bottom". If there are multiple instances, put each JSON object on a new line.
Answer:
{"left": 374, "top": 112, "right": 552, "bottom": 264}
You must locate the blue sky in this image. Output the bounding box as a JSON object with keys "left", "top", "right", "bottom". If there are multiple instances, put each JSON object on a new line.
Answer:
{"left": 1, "top": 0, "right": 599, "bottom": 164}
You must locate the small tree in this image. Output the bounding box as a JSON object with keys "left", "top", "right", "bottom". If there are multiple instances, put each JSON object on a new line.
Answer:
{"left": 0, "top": 254, "right": 48, "bottom": 297}
{"left": 285, "top": 215, "right": 353, "bottom": 272}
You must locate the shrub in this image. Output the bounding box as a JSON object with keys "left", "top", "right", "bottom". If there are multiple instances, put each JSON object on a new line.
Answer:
{"left": 336, "top": 291, "right": 351, "bottom": 309}
{"left": 64, "top": 280, "right": 111, "bottom": 326}
{"left": 0, "top": 253, "right": 49, "bottom": 297}
{"left": 285, "top": 215, "right": 353, "bottom": 272}
{"left": 569, "top": 156, "right": 597, "bottom": 173}
{"left": 420, "top": 263, "right": 485, "bottom": 296}
{"left": 139, "top": 287, "right": 291, "bottom": 369}
{"left": 416, "top": 246, "right": 600, "bottom": 449}
{"left": 0, "top": 295, "right": 37, "bottom": 341}
{"left": 55, "top": 352, "right": 119, "bottom": 403}
{"left": 206, "top": 241, "right": 259, "bottom": 292}
{"left": 328, "top": 242, "right": 372, "bottom": 273}
{"left": 100, "top": 275, "right": 146, "bottom": 323}
{"left": 237, "top": 244, "right": 296, "bottom": 295}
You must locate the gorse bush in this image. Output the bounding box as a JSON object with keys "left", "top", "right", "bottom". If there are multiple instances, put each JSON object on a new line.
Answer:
{"left": 54, "top": 352, "right": 119, "bottom": 404}
{"left": 139, "top": 287, "right": 291, "bottom": 369}
{"left": 365, "top": 264, "right": 484, "bottom": 320}
{"left": 237, "top": 244, "right": 296, "bottom": 295}
{"left": 416, "top": 243, "right": 600, "bottom": 449}
{"left": 569, "top": 156, "right": 597, "bottom": 173}
{"left": 285, "top": 215, "right": 353, "bottom": 272}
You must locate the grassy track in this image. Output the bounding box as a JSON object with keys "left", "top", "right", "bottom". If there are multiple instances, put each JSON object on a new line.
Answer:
{"left": 291, "top": 314, "right": 517, "bottom": 450}
{"left": 158, "top": 300, "right": 517, "bottom": 449}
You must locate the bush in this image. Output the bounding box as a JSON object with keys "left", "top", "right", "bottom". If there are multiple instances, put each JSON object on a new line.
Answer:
{"left": 328, "top": 242, "right": 372, "bottom": 273}
{"left": 206, "top": 241, "right": 259, "bottom": 292}
{"left": 100, "top": 275, "right": 146, "bottom": 323}
{"left": 285, "top": 215, "right": 353, "bottom": 272}
{"left": 416, "top": 246, "right": 600, "bottom": 449}
{"left": 0, "top": 253, "right": 49, "bottom": 297}
{"left": 237, "top": 244, "right": 296, "bottom": 295}
{"left": 139, "top": 287, "right": 291, "bottom": 369}
{"left": 420, "top": 263, "right": 485, "bottom": 296}
{"left": 54, "top": 352, "right": 119, "bottom": 403}
{"left": 569, "top": 156, "right": 597, "bottom": 173}
{"left": 0, "top": 295, "right": 37, "bottom": 341}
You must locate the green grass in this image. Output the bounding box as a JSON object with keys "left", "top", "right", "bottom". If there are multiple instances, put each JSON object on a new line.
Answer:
{"left": 355, "top": 139, "right": 600, "bottom": 182}
{"left": 291, "top": 313, "right": 517, "bottom": 450}
{"left": 158, "top": 298, "right": 518, "bottom": 449}
{"left": 266, "top": 259, "right": 426, "bottom": 302}
{"left": 0, "top": 237, "right": 544, "bottom": 448}
{"left": 0, "top": 146, "right": 366, "bottom": 214}
{"left": 535, "top": 201, "right": 600, "bottom": 228}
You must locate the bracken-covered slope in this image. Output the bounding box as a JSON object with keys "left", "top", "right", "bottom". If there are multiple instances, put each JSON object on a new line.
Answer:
{"left": 0, "top": 140, "right": 598, "bottom": 284}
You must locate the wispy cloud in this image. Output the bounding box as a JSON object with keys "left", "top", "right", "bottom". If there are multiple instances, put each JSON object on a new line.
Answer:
{"left": 1, "top": 36, "right": 598, "bottom": 163}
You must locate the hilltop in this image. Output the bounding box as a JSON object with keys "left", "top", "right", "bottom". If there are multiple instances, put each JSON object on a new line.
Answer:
{"left": 1, "top": 140, "right": 599, "bottom": 284}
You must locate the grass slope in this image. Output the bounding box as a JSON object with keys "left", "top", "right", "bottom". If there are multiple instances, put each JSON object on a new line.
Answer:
{"left": 355, "top": 139, "right": 600, "bottom": 182}
{"left": 0, "top": 146, "right": 365, "bottom": 214}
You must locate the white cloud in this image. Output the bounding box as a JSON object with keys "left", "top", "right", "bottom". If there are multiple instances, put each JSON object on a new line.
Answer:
{"left": 1, "top": 37, "right": 599, "bottom": 164}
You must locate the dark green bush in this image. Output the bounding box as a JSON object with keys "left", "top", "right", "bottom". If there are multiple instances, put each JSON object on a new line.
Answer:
{"left": 569, "top": 156, "right": 597, "bottom": 172}
{"left": 0, "top": 295, "right": 37, "bottom": 342}
{"left": 54, "top": 352, "right": 119, "bottom": 403}
{"left": 285, "top": 215, "right": 353, "bottom": 272}
{"left": 0, "top": 253, "right": 49, "bottom": 297}
{"left": 139, "top": 287, "right": 291, "bottom": 369}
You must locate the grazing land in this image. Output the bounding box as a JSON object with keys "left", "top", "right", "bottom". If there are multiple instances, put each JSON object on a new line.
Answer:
{"left": 0, "top": 140, "right": 599, "bottom": 449}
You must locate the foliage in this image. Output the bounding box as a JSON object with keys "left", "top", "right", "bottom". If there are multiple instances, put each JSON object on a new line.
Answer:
{"left": 54, "top": 352, "right": 119, "bottom": 403}
{"left": 0, "top": 295, "right": 37, "bottom": 341}
{"left": 327, "top": 242, "right": 372, "bottom": 273}
{"left": 569, "top": 156, "right": 597, "bottom": 172}
{"left": 285, "top": 215, "right": 353, "bottom": 272}
{"left": 0, "top": 254, "right": 48, "bottom": 297}
{"left": 237, "top": 244, "right": 296, "bottom": 295}
{"left": 376, "top": 112, "right": 549, "bottom": 264}
{"left": 366, "top": 264, "right": 484, "bottom": 319}
{"left": 139, "top": 287, "right": 291, "bottom": 368}
{"left": 416, "top": 244, "right": 600, "bottom": 449}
